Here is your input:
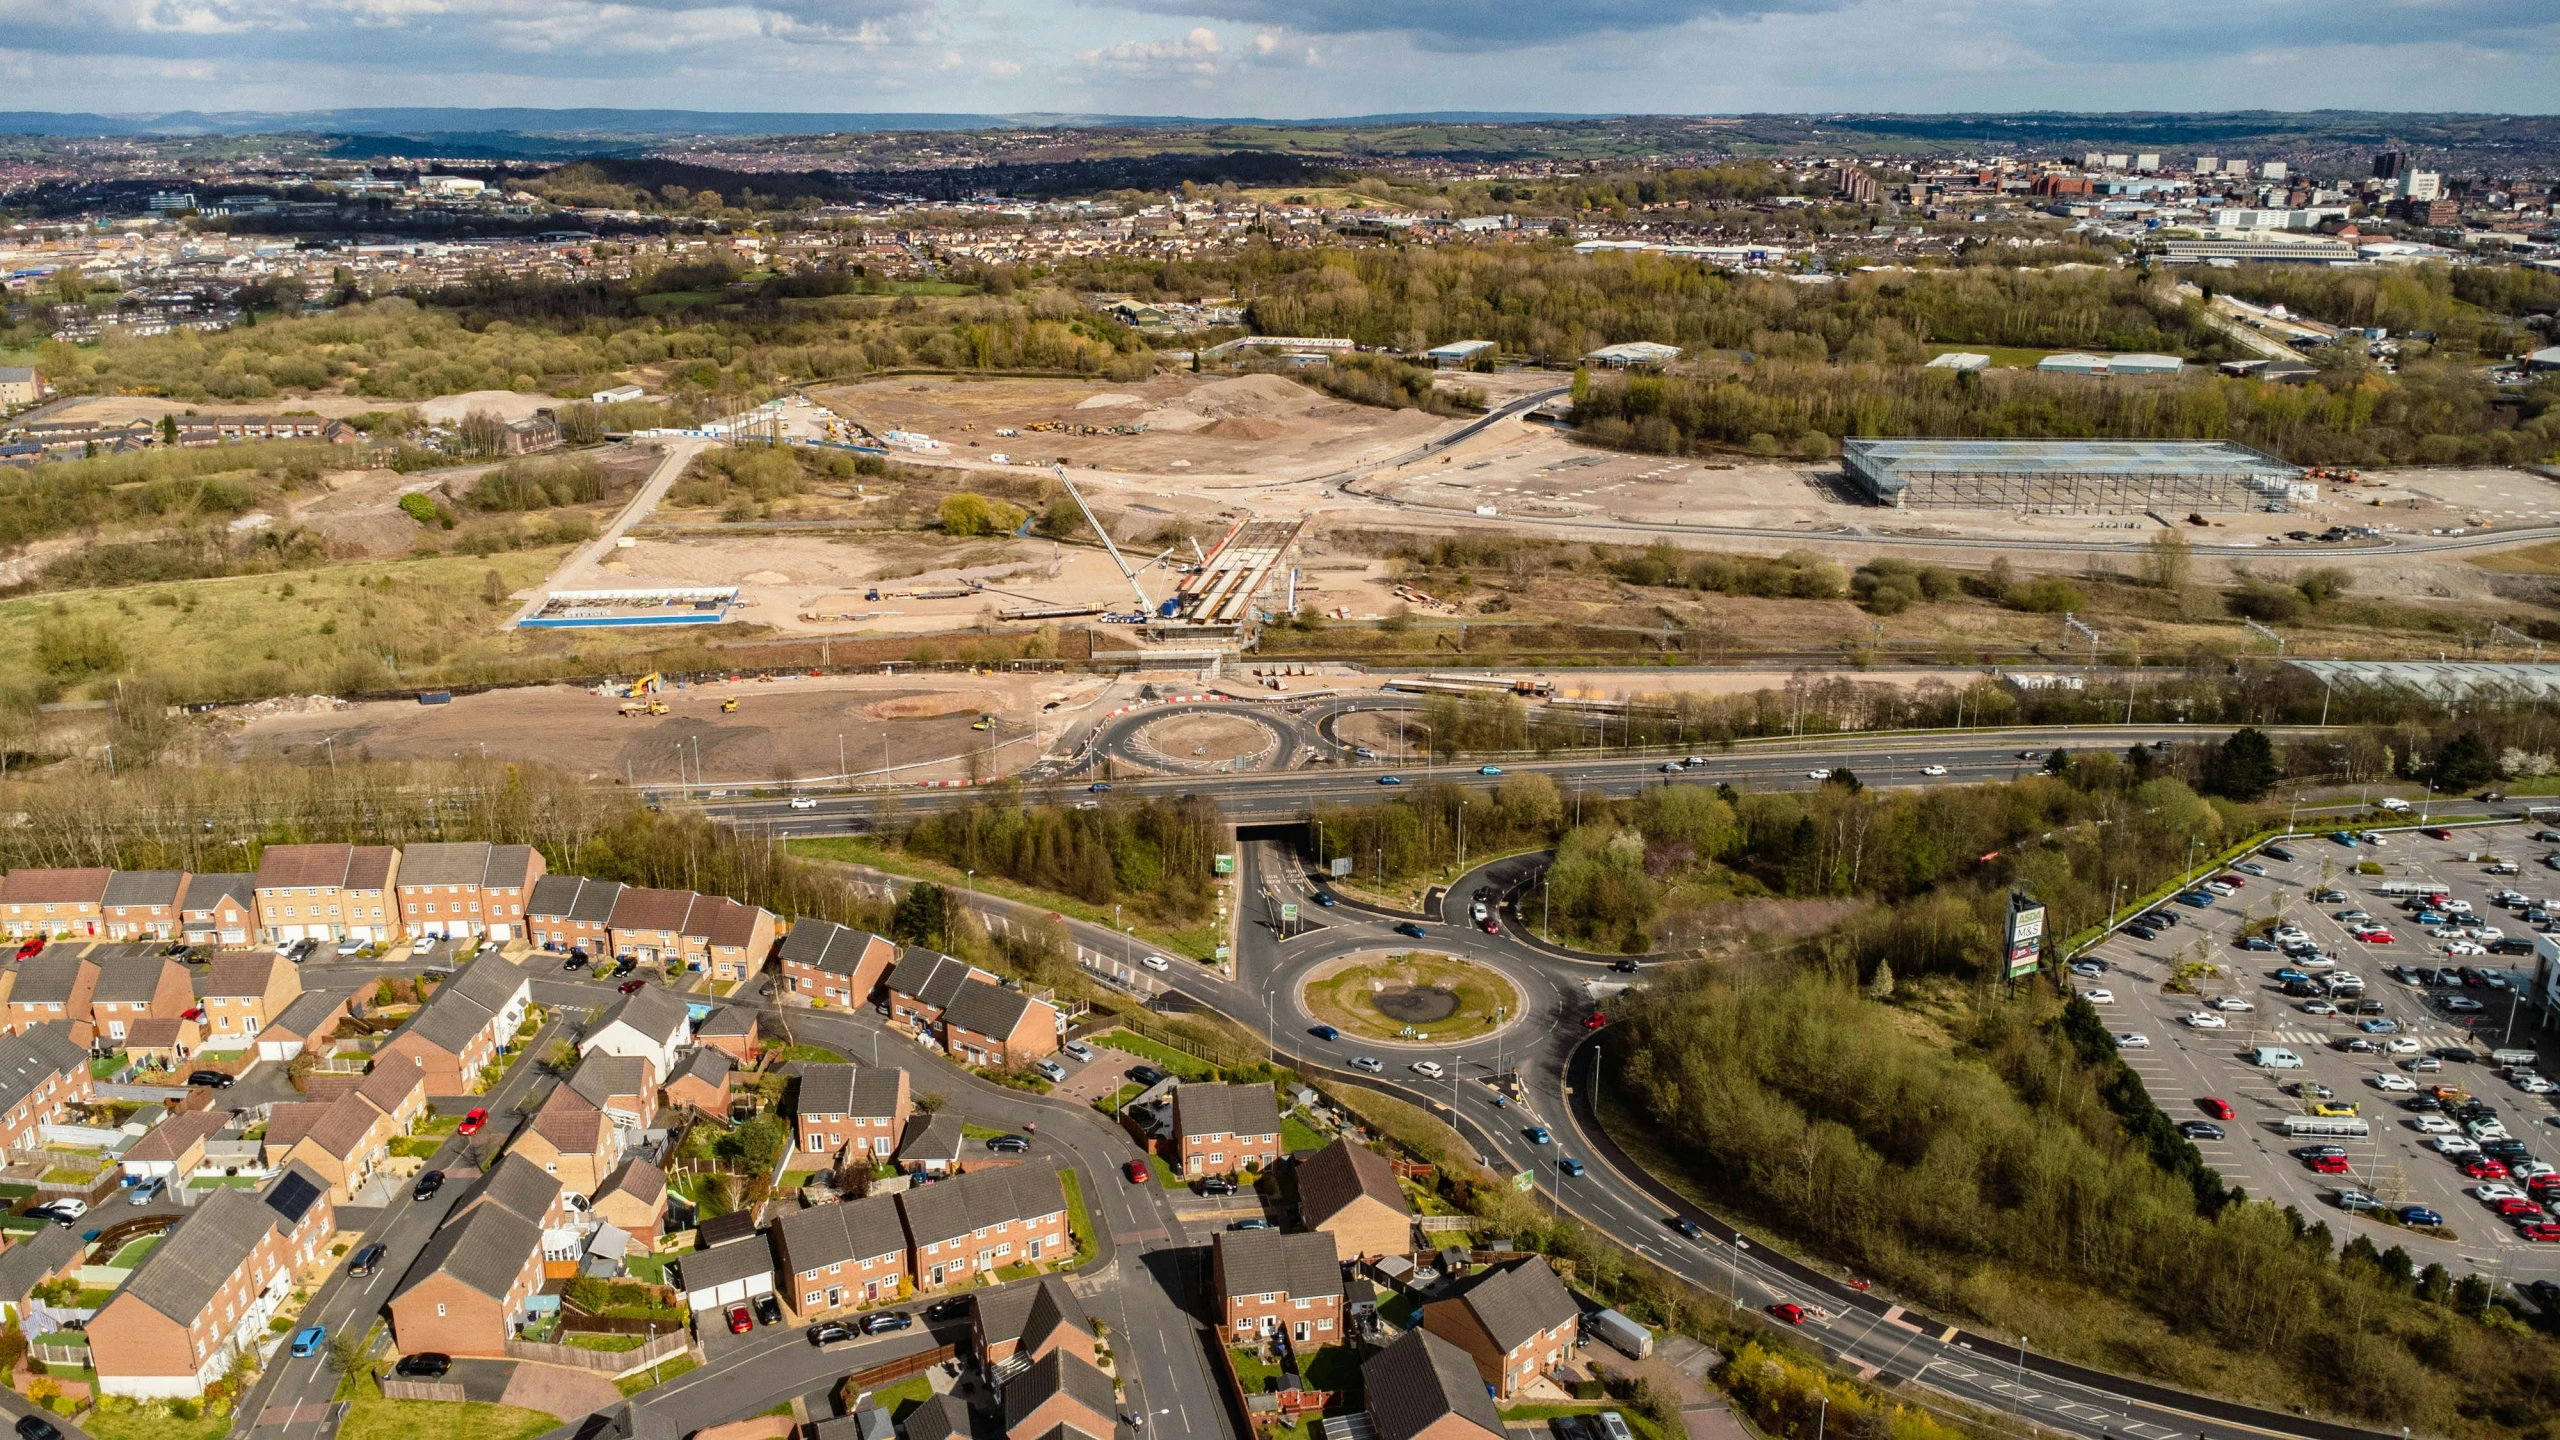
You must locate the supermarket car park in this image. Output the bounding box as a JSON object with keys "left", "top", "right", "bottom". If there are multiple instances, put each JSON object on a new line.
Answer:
{"left": 2079, "top": 819, "right": 2560, "bottom": 1281}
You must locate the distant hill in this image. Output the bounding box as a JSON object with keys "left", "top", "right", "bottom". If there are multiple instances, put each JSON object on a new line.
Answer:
{"left": 0, "top": 108, "right": 1599, "bottom": 140}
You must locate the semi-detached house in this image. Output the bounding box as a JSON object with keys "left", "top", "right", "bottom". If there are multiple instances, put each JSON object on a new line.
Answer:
{"left": 394, "top": 842, "right": 545, "bottom": 941}
{"left": 199, "top": 951, "right": 302, "bottom": 1048}
{"left": 377, "top": 953, "right": 531, "bottom": 1094}
{"left": 1171, "top": 1082, "right": 1283, "bottom": 1179}
{"left": 2, "top": 950, "right": 98, "bottom": 1044}
{"left": 1214, "top": 1228, "right": 1343, "bottom": 1344}
{"left": 388, "top": 1155, "right": 571, "bottom": 1358}
{"left": 772, "top": 1192, "right": 909, "bottom": 1316}
{"left": 527, "top": 876, "right": 623, "bottom": 955}
{"left": 0, "top": 1024, "right": 91, "bottom": 1156}
{"left": 605, "top": 886, "right": 776, "bottom": 982}
{"left": 1420, "top": 1255, "right": 1582, "bottom": 1401}
{"left": 179, "top": 874, "right": 256, "bottom": 948}
{"left": 1296, "top": 1137, "right": 1414, "bottom": 1262}
{"left": 777, "top": 919, "right": 899, "bottom": 1008}
{"left": 88, "top": 947, "right": 194, "bottom": 1045}
{"left": 99, "top": 871, "right": 190, "bottom": 940}
{"left": 794, "top": 1063, "right": 910, "bottom": 1164}
{"left": 0, "top": 868, "right": 110, "bottom": 939}
{"left": 896, "top": 1163, "right": 1069, "bottom": 1292}
{"left": 885, "top": 950, "right": 1060, "bottom": 1068}
{"left": 254, "top": 843, "right": 400, "bottom": 945}
{"left": 88, "top": 1165, "right": 336, "bottom": 1398}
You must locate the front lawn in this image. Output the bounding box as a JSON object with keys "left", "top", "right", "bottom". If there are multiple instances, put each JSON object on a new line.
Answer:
{"left": 1095, "top": 1030, "right": 1221, "bottom": 1082}
{"left": 1147, "top": 1152, "right": 1186, "bottom": 1190}
{"left": 564, "top": 1332, "right": 649, "bottom": 1353}
{"left": 83, "top": 1401, "right": 232, "bottom": 1440}
{"left": 337, "top": 1393, "right": 557, "bottom": 1440}
{"left": 615, "top": 1352, "right": 699, "bottom": 1396}
{"left": 1281, "top": 1115, "right": 1327, "bottom": 1153}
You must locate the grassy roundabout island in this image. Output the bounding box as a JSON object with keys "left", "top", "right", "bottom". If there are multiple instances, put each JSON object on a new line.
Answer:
{"left": 1300, "top": 951, "right": 1523, "bottom": 1044}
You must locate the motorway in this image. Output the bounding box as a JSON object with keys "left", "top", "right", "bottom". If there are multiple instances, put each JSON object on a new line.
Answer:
{"left": 704, "top": 723, "right": 2287, "bottom": 835}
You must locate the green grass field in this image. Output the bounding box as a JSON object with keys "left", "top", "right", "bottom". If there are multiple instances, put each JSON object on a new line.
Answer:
{"left": 787, "top": 836, "right": 1222, "bottom": 959}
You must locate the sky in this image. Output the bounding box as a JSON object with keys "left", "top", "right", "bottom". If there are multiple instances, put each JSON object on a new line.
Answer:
{"left": 0, "top": 0, "right": 2553, "bottom": 119}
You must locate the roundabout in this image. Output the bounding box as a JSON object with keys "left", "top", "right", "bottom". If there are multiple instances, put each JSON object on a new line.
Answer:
{"left": 1297, "top": 948, "right": 1526, "bottom": 1046}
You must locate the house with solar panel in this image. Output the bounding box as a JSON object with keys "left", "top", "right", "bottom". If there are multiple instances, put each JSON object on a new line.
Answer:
{"left": 89, "top": 1163, "right": 338, "bottom": 1397}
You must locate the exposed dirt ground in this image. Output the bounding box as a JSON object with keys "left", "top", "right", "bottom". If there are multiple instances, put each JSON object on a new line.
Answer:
{"left": 226, "top": 671, "right": 1114, "bottom": 785}
{"left": 813, "top": 372, "right": 1445, "bottom": 481}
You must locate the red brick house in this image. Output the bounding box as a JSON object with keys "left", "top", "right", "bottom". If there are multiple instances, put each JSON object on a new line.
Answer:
{"left": 1171, "top": 1082, "right": 1284, "bottom": 1179}
{"left": 777, "top": 919, "right": 899, "bottom": 1008}
{"left": 0, "top": 868, "right": 111, "bottom": 938}
{"left": 527, "top": 875, "right": 624, "bottom": 955}
{"left": 100, "top": 871, "right": 191, "bottom": 940}
{"left": 794, "top": 1063, "right": 910, "bottom": 1164}
{"left": 394, "top": 842, "right": 545, "bottom": 941}
{"left": 897, "top": 1164, "right": 1070, "bottom": 1293}
{"left": 773, "top": 1193, "right": 909, "bottom": 1316}
{"left": 0, "top": 1023, "right": 90, "bottom": 1156}
{"left": 89, "top": 1165, "right": 336, "bottom": 1399}
{"left": 1214, "top": 1229, "right": 1343, "bottom": 1344}
{"left": 1421, "top": 1255, "right": 1581, "bottom": 1400}
{"left": 178, "top": 874, "right": 256, "bottom": 948}
{"left": 253, "top": 844, "right": 400, "bottom": 945}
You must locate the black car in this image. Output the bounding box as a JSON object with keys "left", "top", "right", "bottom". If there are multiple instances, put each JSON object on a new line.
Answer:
{"left": 349, "top": 1242, "right": 387, "bottom": 1277}
{"left": 186, "top": 1069, "right": 233, "bottom": 1089}
{"left": 808, "top": 1321, "right": 857, "bottom": 1346}
{"left": 1671, "top": 1217, "right": 1706, "bottom": 1240}
{"left": 2492, "top": 937, "right": 2536, "bottom": 955}
{"left": 17, "top": 1413, "right": 62, "bottom": 1440}
{"left": 1196, "top": 1177, "right": 1238, "bottom": 1197}
{"left": 394, "top": 1353, "right": 452, "bottom": 1379}
{"left": 563, "top": 953, "right": 590, "bottom": 971}
{"left": 2405, "top": 1095, "right": 2444, "bottom": 1112}
{"left": 2179, "top": 1121, "right": 2226, "bottom": 1141}
{"left": 2126, "top": 925, "right": 2161, "bottom": 941}
{"left": 861, "top": 1311, "right": 914, "bottom": 1335}
{"left": 612, "top": 956, "right": 638, "bottom": 977}
{"left": 1130, "top": 1065, "right": 1167, "bottom": 1087}
{"left": 2263, "top": 846, "right": 2296, "bottom": 863}
{"left": 925, "top": 1296, "right": 972, "bottom": 1322}
{"left": 1610, "top": 960, "right": 1640, "bottom": 974}
{"left": 411, "top": 1170, "right": 445, "bottom": 1201}
{"left": 984, "top": 1135, "right": 1031, "bottom": 1154}
{"left": 755, "top": 1294, "right": 783, "bottom": 1326}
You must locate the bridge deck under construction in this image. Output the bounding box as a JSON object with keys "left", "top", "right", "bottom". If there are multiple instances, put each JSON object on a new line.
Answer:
{"left": 1181, "top": 518, "right": 1306, "bottom": 627}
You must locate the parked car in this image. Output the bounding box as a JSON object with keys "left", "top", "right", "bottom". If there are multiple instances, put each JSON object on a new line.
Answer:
{"left": 808, "top": 1321, "right": 856, "bottom": 1346}
{"left": 124, "top": 1177, "right": 164, "bottom": 1206}
{"left": 1196, "top": 1178, "right": 1238, "bottom": 1197}
{"left": 861, "top": 1310, "right": 914, "bottom": 1335}
{"left": 985, "top": 1134, "right": 1031, "bottom": 1154}
{"left": 349, "top": 1242, "right": 387, "bottom": 1277}
{"left": 187, "top": 1069, "right": 234, "bottom": 1089}
{"left": 726, "top": 1305, "right": 753, "bottom": 1335}
{"left": 2201, "top": 1097, "right": 2236, "bottom": 1120}
{"left": 394, "top": 1352, "right": 452, "bottom": 1378}
{"left": 1062, "top": 1039, "right": 1095, "bottom": 1062}
{"left": 411, "top": 1170, "right": 445, "bottom": 1201}
{"left": 1129, "top": 1065, "right": 1167, "bottom": 1087}
{"left": 2400, "top": 1206, "right": 2444, "bottom": 1227}
{"left": 291, "top": 1326, "right": 327, "bottom": 1358}
{"left": 458, "top": 1107, "right": 488, "bottom": 1136}
{"left": 755, "top": 1294, "right": 782, "bottom": 1326}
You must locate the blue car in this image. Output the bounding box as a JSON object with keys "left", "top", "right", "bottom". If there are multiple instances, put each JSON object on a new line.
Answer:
{"left": 1557, "top": 1158, "right": 1586, "bottom": 1178}
{"left": 1478, "top": 765, "right": 1504, "bottom": 776}
{"left": 2274, "top": 968, "right": 2311, "bottom": 984}
{"left": 1088, "top": 782, "right": 1112, "bottom": 793}
{"left": 1526, "top": 1126, "right": 1552, "bottom": 1145}
{"left": 2331, "top": 831, "right": 2360, "bottom": 847}
{"left": 2175, "top": 892, "right": 2216, "bottom": 908}
{"left": 1395, "top": 923, "right": 1429, "bottom": 940}
{"left": 2399, "top": 1206, "right": 2442, "bottom": 1227}
{"left": 291, "top": 1325, "right": 327, "bottom": 1358}
{"left": 1378, "top": 775, "right": 1403, "bottom": 786}
{"left": 1309, "top": 1025, "right": 1339, "bottom": 1042}
{"left": 2359, "top": 1018, "right": 2399, "bottom": 1034}
{"left": 1311, "top": 891, "right": 1338, "bottom": 907}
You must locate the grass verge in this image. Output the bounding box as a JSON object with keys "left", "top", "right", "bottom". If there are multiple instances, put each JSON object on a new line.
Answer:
{"left": 615, "top": 1352, "right": 701, "bottom": 1397}
{"left": 336, "top": 1393, "right": 559, "bottom": 1440}
{"left": 1059, "top": 1167, "right": 1095, "bottom": 1259}
{"left": 789, "top": 837, "right": 1220, "bottom": 958}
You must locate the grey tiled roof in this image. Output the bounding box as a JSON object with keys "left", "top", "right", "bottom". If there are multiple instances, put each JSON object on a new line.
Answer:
{"left": 179, "top": 873, "right": 253, "bottom": 916}
{"left": 669, "top": 1047, "right": 733, "bottom": 1091}
{"left": 942, "top": 979, "right": 1039, "bottom": 1040}
{"left": 1001, "top": 1350, "right": 1114, "bottom": 1436}
{"left": 1216, "top": 1229, "right": 1341, "bottom": 1304}
{"left": 885, "top": 949, "right": 977, "bottom": 1010}
{"left": 0, "top": 1023, "right": 84, "bottom": 1116}
{"left": 569, "top": 1053, "right": 654, "bottom": 1114}
{"left": 101, "top": 870, "right": 187, "bottom": 908}
{"left": 1365, "top": 1328, "right": 1505, "bottom": 1440}
{"left": 11, "top": 951, "right": 90, "bottom": 1007}
{"left": 1173, "top": 1082, "right": 1282, "bottom": 1142}
{"left": 896, "top": 1162, "right": 1065, "bottom": 1250}
{"left": 676, "top": 1233, "right": 776, "bottom": 1294}
{"left": 1438, "top": 1255, "right": 1578, "bottom": 1354}
{"left": 397, "top": 842, "right": 497, "bottom": 888}
{"left": 974, "top": 1274, "right": 1088, "bottom": 1357}
{"left": 895, "top": 1112, "right": 964, "bottom": 1166}
{"left": 394, "top": 1200, "right": 542, "bottom": 1304}
{"left": 90, "top": 951, "right": 174, "bottom": 1004}
{"left": 773, "top": 1193, "right": 907, "bottom": 1273}
{"left": 777, "top": 920, "right": 887, "bottom": 976}
{"left": 594, "top": 983, "right": 691, "bottom": 1048}
{"left": 796, "top": 1064, "right": 857, "bottom": 1118}
{"left": 267, "top": 990, "right": 344, "bottom": 1041}
{"left": 454, "top": 1152, "right": 563, "bottom": 1227}
{"left": 530, "top": 875, "right": 624, "bottom": 925}
{"left": 120, "top": 1163, "right": 330, "bottom": 1324}
{"left": 895, "top": 1394, "right": 973, "bottom": 1440}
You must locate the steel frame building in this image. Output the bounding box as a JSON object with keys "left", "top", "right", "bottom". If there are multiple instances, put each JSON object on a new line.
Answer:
{"left": 1840, "top": 438, "right": 2304, "bottom": 514}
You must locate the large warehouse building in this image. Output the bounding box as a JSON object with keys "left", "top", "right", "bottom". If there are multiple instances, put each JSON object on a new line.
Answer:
{"left": 1841, "top": 438, "right": 2307, "bottom": 513}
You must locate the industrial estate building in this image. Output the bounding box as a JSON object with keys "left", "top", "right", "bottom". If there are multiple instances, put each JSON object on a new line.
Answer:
{"left": 1841, "top": 438, "right": 2307, "bottom": 514}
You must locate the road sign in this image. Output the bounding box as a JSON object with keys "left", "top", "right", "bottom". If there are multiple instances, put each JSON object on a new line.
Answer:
{"left": 2006, "top": 892, "right": 2047, "bottom": 979}
{"left": 1215, "top": 853, "right": 1236, "bottom": 875}
{"left": 1214, "top": 944, "right": 1232, "bottom": 961}
{"left": 1513, "top": 1170, "right": 1536, "bottom": 1193}
{"left": 1330, "top": 857, "right": 1354, "bottom": 878}
{"left": 1281, "top": 904, "right": 1299, "bottom": 923}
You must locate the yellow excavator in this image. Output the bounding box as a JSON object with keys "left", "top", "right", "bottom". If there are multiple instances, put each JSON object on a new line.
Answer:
{"left": 720, "top": 697, "right": 740, "bottom": 713}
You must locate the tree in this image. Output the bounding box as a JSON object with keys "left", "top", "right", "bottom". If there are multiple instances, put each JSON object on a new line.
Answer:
{"left": 2042, "top": 748, "right": 2072, "bottom": 776}
{"left": 2429, "top": 729, "right": 2497, "bottom": 792}
{"left": 324, "top": 1331, "right": 370, "bottom": 1374}
{"left": 939, "top": 493, "right": 1022, "bottom": 537}
{"left": 2142, "top": 529, "right": 2192, "bottom": 590}
{"left": 1865, "top": 957, "right": 1895, "bottom": 1000}
{"left": 735, "top": 1112, "right": 789, "bottom": 1176}
{"left": 2200, "top": 727, "right": 2281, "bottom": 802}
{"left": 891, "top": 882, "right": 949, "bottom": 949}
{"left": 1822, "top": 767, "right": 1861, "bottom": 794}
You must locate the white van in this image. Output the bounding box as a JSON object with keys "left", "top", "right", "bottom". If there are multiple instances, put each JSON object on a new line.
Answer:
{"left": 2491, "top": 1048, "right": 2541, "bottom": 1069}
{"left": 2253, "top": 1046, "right": 2306, "bottom": 1069}
{"left": 2378, "top": 798, "right": 2413, "bottom": 813}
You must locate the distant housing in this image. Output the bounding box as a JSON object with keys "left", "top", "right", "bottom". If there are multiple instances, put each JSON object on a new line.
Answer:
{"left": 591, "top": 385, "right": 645, "bottom": 405}
{"left": 1582, "top": 341, "right": 1682, "bottom": 369}
{"left": 520, "top": 587, "right": 740, "bottom": 629}
{"left": 2151, "top": 238, "right": 2359, "bottom": 266}
{"left": 1841, "top": 438, "right": 2306, "bottom": 514}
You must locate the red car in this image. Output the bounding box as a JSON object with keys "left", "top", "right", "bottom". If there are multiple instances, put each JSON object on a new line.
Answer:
{"left": 1767, "top": 1303, "right": 1806, "bottom": 1326}
{"left": 1583, "top": 1012, "right": 1607, "bottom": 1030}
{"left": 2495, "top": 1197, "right": 2546, "bottom": 1219}
{"left": 618, "top": 979, "right": 647, "bottom": 994}
{"left": 181, "top": 1006, "right": 204, "bottom": 1024}
{"left": 2421, "top": 827, "right": 2453, "bottom": 840}
{"left": 2529, "top": 1173, "right": 2560, "bottom": 1194}
{"left": 2200, "top": 1097, "right": 2235, "bottom": 1121}
{"left": 13, "top": 938, "right": 41, "bottom": 960}
{"left": 2353, "top": 928, "right": 2395, "bottom": 944}
{"left": 726, "top": 1305, "right": 752, "bottom": 1335}
{"left": 2463, "top": 1157, "right": 2510, "bottom": 1180}
{"left": 1482, "top": 917, "right": 1501, "bottom": 935}
{"left": 457, "top": 1107, "right": 488, "bottom": 1136}
{"left": 2521, "top": 1222, "right": 2560, "bottom": 1243}
{"left": 1123, "top": 1160, "right": 1150, "bottom": 1185}
{"left": 2219, "top": 875, "right": 2247, "bottom": 887}
{"left": 2310, "top": 1154, "right": 2353, "bottom": 1175}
